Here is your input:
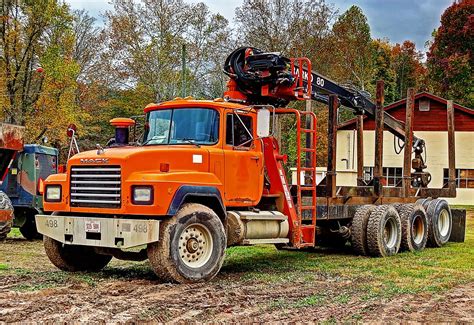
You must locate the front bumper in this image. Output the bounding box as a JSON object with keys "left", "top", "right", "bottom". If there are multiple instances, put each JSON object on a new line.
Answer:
{"left": 35, "top": 214, "right": 160, "bottom": 249}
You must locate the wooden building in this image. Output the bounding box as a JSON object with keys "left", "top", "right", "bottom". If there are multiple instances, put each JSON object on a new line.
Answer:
{"left": 334, "top": 92, "right": 474, "bottom": 205}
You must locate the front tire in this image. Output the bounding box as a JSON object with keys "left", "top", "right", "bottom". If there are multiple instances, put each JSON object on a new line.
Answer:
{"left": 19, "top": 217, "right": 42, "bottom": 240}
{"left": 147, "top": 203, "right": 226, "bottom": 283}
{"left": 43, "top": 236, "right": 112, "bottom": 272}
{"left": 0, "top": 192, "right": 13, "bottom": 240}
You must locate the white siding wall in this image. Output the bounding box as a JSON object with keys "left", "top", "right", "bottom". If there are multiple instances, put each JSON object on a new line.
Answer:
{"left": 335, "top": 130, "right": 474, "bottom": 205}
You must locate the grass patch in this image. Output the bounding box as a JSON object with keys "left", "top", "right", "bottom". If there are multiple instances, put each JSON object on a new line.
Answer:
{"left": 293, "top": 293, "right": 327, "bottom": 307}
{"left": 7, "top": 227, "right": 22, "bottom": 238}
{"left": 223, "top": 212, "right": 474, "bottom": 301}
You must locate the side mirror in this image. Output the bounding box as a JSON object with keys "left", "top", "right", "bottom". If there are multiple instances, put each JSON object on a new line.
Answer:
{"left": 257, "top": 108, "right": 271, "bottom": 138}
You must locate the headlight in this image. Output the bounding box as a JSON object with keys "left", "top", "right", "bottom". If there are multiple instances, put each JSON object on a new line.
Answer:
{"left": 45, "top": 185, "right": 61, "bottom": 202}
{"left": 132, "top": 186, "right": 154, "bottom": 205}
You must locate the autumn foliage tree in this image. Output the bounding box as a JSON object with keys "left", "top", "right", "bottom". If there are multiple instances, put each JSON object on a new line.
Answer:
{"left": 427, "top": 0, "right": 473, "bottom": 107}
{"left": 0, "top": 0, "right": 70, "bottom": 125}
{"left": 331, "top": 6, "right": 374, "bottom": 92}
{"left": 0, "top": 0, "right": 469, "bottom": 162}
{"left": 391, "top": 40, "right": 427, "bottom": 99}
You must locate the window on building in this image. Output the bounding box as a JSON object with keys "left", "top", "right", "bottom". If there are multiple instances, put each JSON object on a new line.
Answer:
{"left": 443, "top": 169, "right": 474, "bottom": 188}
{"left": 419, "top": 99, "right": 431, "bottom": 111}
{"left": 363, "top": 166, "right": 403, "bottom": 187}
{"left": 226, "top": 113, "right": 253, "bottom": 147}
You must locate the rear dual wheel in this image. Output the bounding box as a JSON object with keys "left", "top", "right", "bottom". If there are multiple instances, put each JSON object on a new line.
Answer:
{"left": 351, "top": 205, "right": 375, "bottom": 256}
{"left": 397, "top": 204, "right": 429, "bottom": 252}
{"left": 426, "top": 199, "right": 452, "bottom": 247}
{"left": 352, "top": 204, "right": 402, "bottom": 257}
{"left": 416, "top": 198, "right": 452, "bottom": 247}
{"left": 366, "top": 205, "right": 401, "bottom": 257}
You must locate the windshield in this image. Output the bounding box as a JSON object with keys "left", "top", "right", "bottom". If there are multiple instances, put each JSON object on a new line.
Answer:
{"left": 143, "top": 108, "right": 219, "bottom": 145}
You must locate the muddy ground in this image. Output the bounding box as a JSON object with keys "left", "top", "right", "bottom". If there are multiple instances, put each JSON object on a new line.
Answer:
{"left": 0, "top": 210, "right": 473, "bottom": 323}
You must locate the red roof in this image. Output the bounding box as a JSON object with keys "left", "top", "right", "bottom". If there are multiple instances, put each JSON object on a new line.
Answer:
{"left": 338, "top": 92, "right": 474, "bottom": 132}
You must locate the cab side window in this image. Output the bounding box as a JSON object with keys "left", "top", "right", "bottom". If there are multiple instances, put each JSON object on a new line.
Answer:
{"left": 226, "top": 114, "right": 253, "bottom": 147}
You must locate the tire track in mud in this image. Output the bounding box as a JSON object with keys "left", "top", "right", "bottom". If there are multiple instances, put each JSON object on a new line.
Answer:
{"left": 0, "top": 275, "right": 347, "bottom": 322}
{"left": 1, "top": 278, "right": 472, "bottom": 322}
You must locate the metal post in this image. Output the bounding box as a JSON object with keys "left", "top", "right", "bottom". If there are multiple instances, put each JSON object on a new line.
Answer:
{"left": 356, "top": 115, "right": 364, "bottom": 185}
{"left": 181, "top": 44, "right": 186, "bottom": 97}
{"left": 447, "top": 100, "right": 456, "bottom": 195}
{"left": 373, "top": 80, "right": 384, "bottom": 196}
{"left": 403, "top": 88, "right": 415, "bottom": 197}
{"left": 327, "top": 95, "right": 338, "bottom": 198}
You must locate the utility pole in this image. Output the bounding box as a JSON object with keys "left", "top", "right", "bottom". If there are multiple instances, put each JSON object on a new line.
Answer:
{"left": 181, "top": 44, "right": 186, "bottom": 98}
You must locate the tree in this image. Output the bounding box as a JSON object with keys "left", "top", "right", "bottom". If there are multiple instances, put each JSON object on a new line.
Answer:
{"left": 102, "top": 0, "right": 231, "bottom": 102}
{"left": 72, "top": 9, "right": 103, "bottom": 83}
{"left": 427, "top": 0, "right": 473, "bottom": 107}
{"left": 234, "top": 0, "right": 336, "bottom": 70}
{"left": 23, "top": 3, "right": 84, "bottom": 150}
{"left": 331, "top": 6, "right": 374, "bottom": 92}
{"left": 0, "top": 0, "right": 72, "bottom": 125}
{"left": 392, "top": 40, "right": 426, "bottom": 99}
{"left": 372, "top": 39, "right": 397, "bottom": 103}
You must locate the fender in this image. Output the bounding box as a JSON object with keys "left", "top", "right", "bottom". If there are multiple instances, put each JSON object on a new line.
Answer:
{"left": 167, "top": 185, "right": 226, "bottom": 218}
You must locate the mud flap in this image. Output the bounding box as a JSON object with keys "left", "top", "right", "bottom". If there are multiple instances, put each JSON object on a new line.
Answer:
{"left": 449, "top": 209, "right": 466, "bottom": 243}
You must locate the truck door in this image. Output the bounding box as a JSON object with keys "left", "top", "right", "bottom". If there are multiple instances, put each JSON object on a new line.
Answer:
{"left": 223, "top": 110, "right": 263, "bottom": 204}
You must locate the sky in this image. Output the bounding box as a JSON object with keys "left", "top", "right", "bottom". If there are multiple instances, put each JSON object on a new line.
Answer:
{"left": 66, "top": 0, "right": 453, "bottom": 51}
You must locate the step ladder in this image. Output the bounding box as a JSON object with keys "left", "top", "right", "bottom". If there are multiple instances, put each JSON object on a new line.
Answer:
{"left": 295, "top": 110, "right": 317, "bottom": 247}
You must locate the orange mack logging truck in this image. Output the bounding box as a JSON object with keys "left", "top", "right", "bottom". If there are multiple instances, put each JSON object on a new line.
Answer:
{"left": 36, "top": 47, "right": 465, "bottom": 283}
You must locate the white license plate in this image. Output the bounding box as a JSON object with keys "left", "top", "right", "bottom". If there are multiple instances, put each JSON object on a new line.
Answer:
{"left": 85, "top": 220, "right": 101, "bottom": 233}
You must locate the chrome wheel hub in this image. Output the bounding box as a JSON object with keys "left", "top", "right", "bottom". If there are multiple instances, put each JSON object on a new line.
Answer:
{"left": 384, "top": 218, "right": 397, "bottom": 249}
{"left": 178, "top": 224, "right": 213, "bottom": 268}
{"left": 438, "top": 209, "right": 450, "bottom": 237}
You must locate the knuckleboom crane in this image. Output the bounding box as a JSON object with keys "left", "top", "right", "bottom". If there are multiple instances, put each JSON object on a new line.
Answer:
{"left": 223, "top": 47, "right": 431, "bottom": 188}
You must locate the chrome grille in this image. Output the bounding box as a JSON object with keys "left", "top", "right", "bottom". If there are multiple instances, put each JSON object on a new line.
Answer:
{"left": 70, "top": 166, "right": 121, "bottom": 208}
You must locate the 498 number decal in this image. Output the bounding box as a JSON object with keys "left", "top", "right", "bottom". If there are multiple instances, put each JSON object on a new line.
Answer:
{"left": 45, "top": 219, "right": 58, "bottom": 228}
{"left": 133, "top": 223, "right": 148, "bottom": 233}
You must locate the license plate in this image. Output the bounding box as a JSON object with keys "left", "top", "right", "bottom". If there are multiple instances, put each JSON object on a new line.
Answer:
{"left": 85, "top": 220, "right": 101, "bottom": 233}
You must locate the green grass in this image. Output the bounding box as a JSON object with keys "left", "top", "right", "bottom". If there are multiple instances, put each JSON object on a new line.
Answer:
{"left": 222, "top": 211, "right": 474, "bottom": 303}
{"left": 7, "top": 227, "right": 22, "bottom": 238}
{"left": 293, "top": 293, "right": 327, "bottom": 307}
{"left": 0, "top": 209, "right": 472, "bottom": 316}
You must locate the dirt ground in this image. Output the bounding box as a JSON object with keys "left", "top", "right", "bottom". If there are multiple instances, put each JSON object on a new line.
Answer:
{"left": 1, "top": 210, "right": 473, "bottom": 323}
{"left": 1, "top": 271, "right": 472, "bottom": 323}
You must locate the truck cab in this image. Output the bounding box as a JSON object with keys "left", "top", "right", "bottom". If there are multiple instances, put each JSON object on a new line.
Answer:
{"left": 36, "top": 98, "right": 282, "bottom": 283}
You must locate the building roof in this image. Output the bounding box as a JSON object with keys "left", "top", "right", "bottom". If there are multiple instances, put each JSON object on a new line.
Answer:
{"left": 338, "top": 92, "right": 473, "bottom": 131}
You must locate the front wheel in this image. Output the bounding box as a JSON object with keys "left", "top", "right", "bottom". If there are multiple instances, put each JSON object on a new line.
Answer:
{"left": 43, "top": 236, "right": 112, "bottom": 272}
{"left": 20, "top": 217, "right": 42, "bottom": 240}
{"left": 0, "top": 191, "right": 13, "bottom": 240}
{"left": 147, "top": 203, "right": 226, "bottom": 283}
